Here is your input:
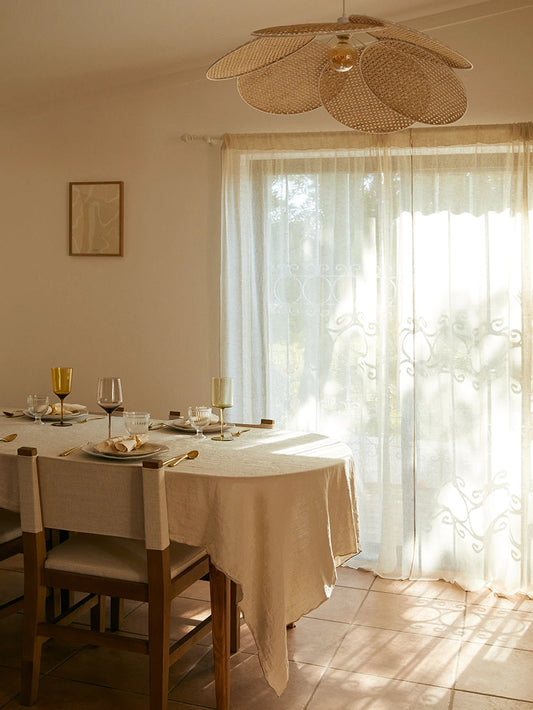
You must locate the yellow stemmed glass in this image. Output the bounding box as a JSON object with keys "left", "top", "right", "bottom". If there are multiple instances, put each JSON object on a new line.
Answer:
{"left": 211, "top": 377, "right": 233, "bottom": 441}
{"left": 51, "top": 367, "right": 73, "bottom": 427}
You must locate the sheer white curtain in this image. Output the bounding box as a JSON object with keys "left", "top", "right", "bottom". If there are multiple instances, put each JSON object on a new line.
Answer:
{"left": 221, "top": 124, "right": 533, "bottom": 595}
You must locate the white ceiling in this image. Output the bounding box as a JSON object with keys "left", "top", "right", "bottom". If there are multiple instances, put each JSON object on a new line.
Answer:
{"left": 0, "top": 0, "right": 531, "bottom": 113}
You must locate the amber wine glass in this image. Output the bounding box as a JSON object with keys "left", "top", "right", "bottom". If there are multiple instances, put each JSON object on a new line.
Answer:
{"left": 51, "top": 367, "right": 73, "bottom": 427}
{"left": 97, "top": 377, "right": 123, "bottom": 439}
{"left": 211, "top": 377, "right": 233, "bottom": 441}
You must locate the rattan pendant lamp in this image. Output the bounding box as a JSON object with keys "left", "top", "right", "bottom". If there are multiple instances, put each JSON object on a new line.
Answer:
{"left": 206, "top": 3, "right": 472, "bottom": 133}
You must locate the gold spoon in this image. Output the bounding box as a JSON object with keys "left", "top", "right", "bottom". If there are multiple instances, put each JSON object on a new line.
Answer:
{"left": 162, "top": 450, "right": 199, "bottom": 467}
{"left": 0, "top": 433, "right": 17, "bottom": 442}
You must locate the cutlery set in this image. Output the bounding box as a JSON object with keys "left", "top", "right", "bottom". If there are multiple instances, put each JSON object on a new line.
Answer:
{"left": 0, "top": 434, "right": 17, "bottom": 442}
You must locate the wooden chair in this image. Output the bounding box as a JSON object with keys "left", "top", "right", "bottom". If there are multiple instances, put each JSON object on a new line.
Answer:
{"left": 17, "top": 446, "right": 229, "bottom": 709}
{"left": 0, "top": 452, "right": 24, "bottom": 619}
{"left": 0, "top": 508, "right": 24, "bottom": 619}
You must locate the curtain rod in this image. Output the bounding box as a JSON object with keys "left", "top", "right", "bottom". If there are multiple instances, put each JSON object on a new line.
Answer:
{"left": 181, "top": 133, "right": 223, "bottom": 146}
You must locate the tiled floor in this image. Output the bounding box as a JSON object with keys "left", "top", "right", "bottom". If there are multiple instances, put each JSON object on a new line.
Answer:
{"left": 1, "top": 554, "right": 533, "bottom": 709}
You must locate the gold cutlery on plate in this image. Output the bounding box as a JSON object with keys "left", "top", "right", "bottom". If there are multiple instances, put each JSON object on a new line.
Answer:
{"left": 233, "top": 429, "right": 251, "bottom": 437}
{"left": 149, "top": 422, "right": 166, "bottom": 430}
{"left": 0, "top": 433, "right": 17, "bottom": 442}
{"left": 162, "top": 450, "right": 199, "bottom": 467}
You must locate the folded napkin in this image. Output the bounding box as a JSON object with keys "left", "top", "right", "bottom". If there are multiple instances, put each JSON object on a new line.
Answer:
{"left": 95, "top": 434, "right": 148, "bottom": 453}
{"left": 182, "top": 413, "right": 220, "bottom": 426}
{"left": 47, "top": 403, "right": 88, "bottom": 416}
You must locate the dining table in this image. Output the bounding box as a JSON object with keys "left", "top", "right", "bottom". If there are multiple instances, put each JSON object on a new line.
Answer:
{"left": 0, "top": 408, "right": 360, "bottom": 701}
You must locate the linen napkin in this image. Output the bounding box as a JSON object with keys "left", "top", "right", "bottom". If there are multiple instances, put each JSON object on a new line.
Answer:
{"left": 95, "top": 434, "right": 148, "bottom": 453}
{"left": 47, "top": 403, "right": 88, "bottom": 416}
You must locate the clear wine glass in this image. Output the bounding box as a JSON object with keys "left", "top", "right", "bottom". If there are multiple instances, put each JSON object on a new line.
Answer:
{"left": 96, "top": 377, "right": 123, "bottom": 439}
{"left": 51, "top": 367, "right": 73, "bottom": 427}
{"left": 123, "top": 411, "right": 150, "bottom": 437}
{"left": 27, "top": 394, "right": 50, "bottom": 425}
{"left": 188, "top": 406, "right": 212, "bottom": 440}
{"left": 211, "top": 377, "right": 233, "bottom": 441}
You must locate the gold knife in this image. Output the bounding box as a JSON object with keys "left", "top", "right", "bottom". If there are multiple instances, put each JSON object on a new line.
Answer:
{"left": 59, "top": 443, "right": 86, "bottom": 457}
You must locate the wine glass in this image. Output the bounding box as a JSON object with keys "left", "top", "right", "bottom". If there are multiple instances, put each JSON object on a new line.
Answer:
{"left": 123, "top": 411, "right": 150, "bottom": 437}
{"left": 188, "top": 406, "right": 212, "bottom": 440}
{"left": 96, "top": 377, "right": 123, "bottom": 439}
{"left": 27, "top": 394, "right": 50, "bottom": 425}
{"left": 51, "top": 367, "right": 73, "bottom": 427}
{"left": 211, "top": 377, "right": 233, "bottom": 441}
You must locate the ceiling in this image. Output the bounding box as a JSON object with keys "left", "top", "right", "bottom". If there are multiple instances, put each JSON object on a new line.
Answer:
{"left": 0, "top": 0, "right": 531, "bottom": 113}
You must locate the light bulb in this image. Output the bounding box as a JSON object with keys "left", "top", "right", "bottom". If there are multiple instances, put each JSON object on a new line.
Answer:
{"left": 328, "top": 36, "right": 357, "bottom": 72}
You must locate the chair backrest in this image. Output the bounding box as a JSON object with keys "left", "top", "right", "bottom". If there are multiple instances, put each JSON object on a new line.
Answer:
{"left": 17, "top": 449, "right": 170, "bottom": 551}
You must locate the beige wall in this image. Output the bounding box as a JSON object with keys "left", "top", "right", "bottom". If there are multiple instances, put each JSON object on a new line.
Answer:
{"left": 1, "top": 4, "right": 532, "bottom": 418}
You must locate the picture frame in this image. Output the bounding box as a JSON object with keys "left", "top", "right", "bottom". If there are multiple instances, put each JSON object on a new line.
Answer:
{"left": 69, "top": 181, "right": 124, "bottom": 256}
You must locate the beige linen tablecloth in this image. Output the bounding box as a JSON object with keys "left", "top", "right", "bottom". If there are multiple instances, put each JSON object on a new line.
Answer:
{"left": 0, "top": 414, "right": 360, "bottom": 695}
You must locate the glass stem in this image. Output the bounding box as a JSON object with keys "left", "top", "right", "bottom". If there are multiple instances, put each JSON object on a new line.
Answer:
{"left": 108, "top": 414, "right": 112, "bottom": 438}
{"left": 60, "top": 399, "right": 64, "bottom": 426}
{"left": 220, "top": 408, "right": 225, "bottom": 438}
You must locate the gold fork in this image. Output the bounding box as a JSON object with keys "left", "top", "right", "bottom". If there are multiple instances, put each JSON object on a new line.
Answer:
{"left": 232, "top": 429, "right": 251, "bottom": 437}
{"left": 0, "top": 433, "right": 17, "bottom": 442}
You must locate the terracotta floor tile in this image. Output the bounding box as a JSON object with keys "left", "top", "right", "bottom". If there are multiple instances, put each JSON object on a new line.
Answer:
{"left": 466, "top": 589, "right": 533, "bottom": 612}
{"left": 353, "top": 590, "right": 465, "bottom": 639}
{"left": 169, "top": 651, "right": 323, "bottom": 710}
{"left": 286, "top": 616, "right": 351, "bottom": 665}
{"left": 464, "top": 605, "right": 533, "bottom": 651}
{"left": 456, "top": 641, "right": 533, "bottom": 701}
{"left": 307, "top": 667, "right": 452, "bottom": 709}
{"left": 305, "top": 586, "right": 367, "bottom": 624}
{"left": 330, "top": 625, "right": 460, "bottom": 687}
{"left": 337, "top": 566, "right": 376, "bottom": 589}
{"left": 371, "top": 577, "right": 466, "bottom": 602}
{"left": 50, "top": 643, "right": 211, "bottom": 694}
{"left": 1, "top": 675, "right": 189, "bottom": 709}
{"left": 452, "top": 690, "right": 533, "bottom": 709}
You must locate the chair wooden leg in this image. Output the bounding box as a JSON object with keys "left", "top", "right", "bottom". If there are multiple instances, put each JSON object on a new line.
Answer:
{"left": 209, "top": 561, "right": 230, "bottom": 710}
{"left": 90, "top": 595, "right": 106, "bottom": 632}
{"left": 230, "top": 580, "right": 240, "bottom": 654}
{"left": 21, "top": 532, "right": 47, "bottom": 705}
{"left": 148, "top": 548, "right": 171, "bottom": 710}
{"left": 110, "top": 597, "right": 124, "bottom": 631}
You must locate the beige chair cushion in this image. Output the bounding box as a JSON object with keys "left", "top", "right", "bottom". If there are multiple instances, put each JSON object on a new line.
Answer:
{"left": 0, "top": 509, "right": 22, "bottom": 545}
{"left": 45, "top": 533, "right": 206, "bottom": 583}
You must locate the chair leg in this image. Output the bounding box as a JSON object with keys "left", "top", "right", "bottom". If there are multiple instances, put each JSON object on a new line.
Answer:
{"left": 147, "top": 548, "right": 171, "bottom": 710}
{"left": 110, "top": 597, "right": 124, "bottom": 631}
{"left": 21, "top": 532, "right": 47, "bottom": 705}
{"left": 90, "top": 595, "right": 106, "bottom": 632}
{"left": 209, "top": 561, "right": 231, "bottom": 710}
{"left": 230, "top": 580, "right": 240, "bottom": 654}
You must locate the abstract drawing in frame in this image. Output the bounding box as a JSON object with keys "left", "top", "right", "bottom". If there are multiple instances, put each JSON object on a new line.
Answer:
{"left": 69, "top": 181, "right": 124, "bottom": 256}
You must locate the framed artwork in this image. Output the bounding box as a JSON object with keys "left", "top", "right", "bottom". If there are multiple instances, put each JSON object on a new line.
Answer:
{"left": 69, "top": 181, "right": 124, "bottom": 256}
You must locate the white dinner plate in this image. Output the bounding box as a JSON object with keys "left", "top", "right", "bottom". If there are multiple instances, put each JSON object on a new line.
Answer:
{"left": 164, "top": 420, "right": 230, "bottom": 434}
{"left": 82, "top": 442, "right": 169, "bottom": 460}
{"left": 24, "top": 408, "right": 88, "bottom": 422}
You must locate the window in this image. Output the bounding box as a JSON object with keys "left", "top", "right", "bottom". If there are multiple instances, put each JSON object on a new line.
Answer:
{"left": 221, "top": 126, "right": 533, "bottom": 593}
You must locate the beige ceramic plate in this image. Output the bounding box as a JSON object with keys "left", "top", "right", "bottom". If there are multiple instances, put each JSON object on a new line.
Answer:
{"left": 82, "top": 442, "right": 169, "bottom": 460}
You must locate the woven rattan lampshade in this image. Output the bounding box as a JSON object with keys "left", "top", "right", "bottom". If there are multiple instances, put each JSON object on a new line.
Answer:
{"left": 206, "top": 13, "right": 472, "bottom": 133}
